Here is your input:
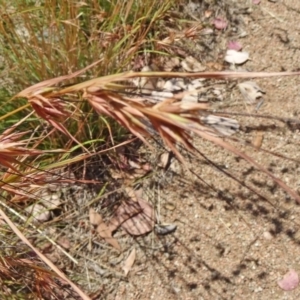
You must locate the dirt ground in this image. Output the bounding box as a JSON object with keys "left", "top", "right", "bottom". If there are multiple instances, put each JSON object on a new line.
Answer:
{"left": 104, "top": 1, "right": 300, "bottom": 299}
{"left": 23, "top": 1, "right": 300, "bottom": 299}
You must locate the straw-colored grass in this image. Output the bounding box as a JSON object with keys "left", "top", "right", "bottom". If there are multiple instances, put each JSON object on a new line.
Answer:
{"left": 0, "top": 0, "right": 177, "bottom": 298}
{"left": 1, "top": 0, "right": 300, "bottom": 299}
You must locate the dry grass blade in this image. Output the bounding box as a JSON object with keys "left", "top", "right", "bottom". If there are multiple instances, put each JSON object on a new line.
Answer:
{"left": 0, "top": 130, "right": 43, "bottom": 172}
{"left": 15, "top": 59, "right": 102, "bottom": 99}
{"left": 0, "top": 208, "right": 91, "bottom": 300}
{"left": 0, "top": 200, "right": 78, "bottom": 267}
{"left": 194, "top": 131, "right": 300, "bottom": 204}
{"left": 13, "top": 61, "right": 102, "bottom": 152}
{"left": 15, "top": 67, "right": 300, "bottom": 204}
{"left": 0, "top": 256, "right": 63, "bottom": 298}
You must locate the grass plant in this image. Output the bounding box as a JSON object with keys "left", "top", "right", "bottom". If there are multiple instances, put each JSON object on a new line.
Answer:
{"left": 0, "top": 0, "right": 300, "bottom": 299}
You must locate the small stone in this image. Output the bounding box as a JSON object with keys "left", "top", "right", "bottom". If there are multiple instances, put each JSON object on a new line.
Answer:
{"left": 155, "top": 224, "right": 177, "bottom": 235}
{"left": 164, "top": 202, "right": 175, "bottom": 211}
{"left": 26, "top": 204, "right": 51, "bottom": 223}
{"left": 278, "top": 270, "right": 299, "bottom": 291}
{"left": 263, "top": 231, "right": 273, "bottom": 240}
{"left": 254, "top": 287, "right": 263, "bottom": 293}
{"left": 225, "top": 49, "right": 249, "bottom": 64}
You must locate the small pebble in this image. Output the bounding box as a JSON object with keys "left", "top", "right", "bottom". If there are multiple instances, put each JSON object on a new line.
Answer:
{"left": 263, "top": 231, "right": 273, "bottom": 240}
{"left": 164, "top": 202, "right": 175, "bottom": 210}
{"left": 155, "top": 224, "right": 177, "bottom": 235}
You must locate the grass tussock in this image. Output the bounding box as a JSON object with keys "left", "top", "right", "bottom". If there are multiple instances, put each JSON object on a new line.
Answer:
{"left": 0, "top": 0, "right": 177, "bottom": 298}
{"left": 0, "top": 0, "right": 300, "bottom": 299}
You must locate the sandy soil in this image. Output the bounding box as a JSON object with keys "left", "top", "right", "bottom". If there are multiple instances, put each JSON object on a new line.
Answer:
{"left": 106, "top": 1, "right": 300, "bottom": 300}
